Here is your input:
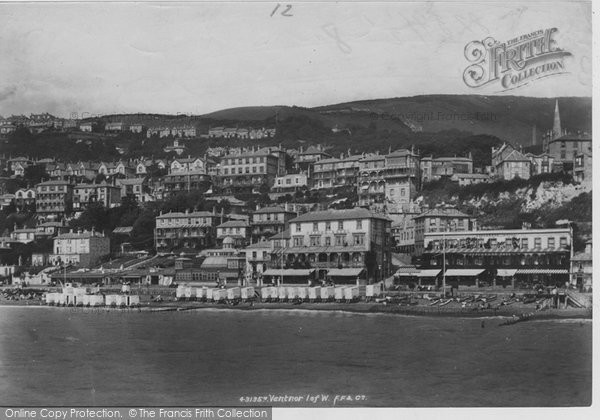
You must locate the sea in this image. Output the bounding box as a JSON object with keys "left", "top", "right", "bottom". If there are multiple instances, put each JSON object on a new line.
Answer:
{"left": 0, "top": 306, "right": 592, "bottom": 407}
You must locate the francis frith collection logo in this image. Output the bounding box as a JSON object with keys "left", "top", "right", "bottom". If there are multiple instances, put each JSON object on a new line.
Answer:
{"left": 463, "top": 28, "right": 571, "bottom": 91}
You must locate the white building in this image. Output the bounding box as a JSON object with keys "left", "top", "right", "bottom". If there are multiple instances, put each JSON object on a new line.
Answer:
{"left": 49, "top": 230, "right": 110, "bottom": 268}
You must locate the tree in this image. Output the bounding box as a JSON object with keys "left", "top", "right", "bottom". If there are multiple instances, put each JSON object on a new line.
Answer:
{"left": 120, "top": 193, "right": 139, "bottom": 213}
{"left": 23, "top": 165, "right": 48, "bottom": 184}
{"left": 69, "top": 202, "right": 109, "bottom": 232}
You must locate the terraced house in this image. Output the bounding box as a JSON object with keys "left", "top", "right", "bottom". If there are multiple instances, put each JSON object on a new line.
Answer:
{"left": 357, "top": 149, "right": 420, "bottom": 209}
{"left": 250, "top": 206, "right": 297, "bottom": 239}
{"left": 35, "top": 180, "right": 73, "bottom": 220}
{"left": 154, "top": 210, "right": 222, "bottom": 252}
{"left": 215, "top": 147, "right": 283, "bottom": 194}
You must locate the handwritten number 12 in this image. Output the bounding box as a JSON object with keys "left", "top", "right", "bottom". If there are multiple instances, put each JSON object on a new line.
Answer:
{"left": 271, "top": 4, "right": 293, "bottom": 17}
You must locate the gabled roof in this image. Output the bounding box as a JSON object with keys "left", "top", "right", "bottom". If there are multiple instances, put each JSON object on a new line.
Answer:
{"left": 503, "top": 149, "right": 530, "bottom": 162}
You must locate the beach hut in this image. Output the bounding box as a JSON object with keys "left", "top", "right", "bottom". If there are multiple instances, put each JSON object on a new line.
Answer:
{"left": 116, "top": 295, "right": 128, "bottom": 307}
{"left": 195, "top": 287, "right": 207, "bottom": 301}
{"left": 334, "top": 286, "right": 346, "bottom": 302}
{"left": 366, "top": 284, "right": 382, "bottom": 300}
{"left": 184, "top": 286, "right": 194, "bottom": 300}
{"left": 260, "top": 287, "right": 272, "bottom": 301}
{"left": 320, "top": 286, "right": 334, "bottom": 302}
{"left": 128, "top": 295, "right": 140, "bottom": 307}
{"left": 344, "top": 286, "right": 359, "bottom": 302}
{"left": 82, "top": 295, "right": 91, "bottom": 306}
{"left": 88, "top": 295, "right": 104, "bottom": 307}
{"left": 241, "top": 287, "right": 255, "bottom": 302}
{"left": 176, "top": 285, "right": 186, "bottom": 301}
{"left": 212, "top": 288, "right": 227, "bottom": 302}
{"left": 227, "top": 287, "right": 241, "bottom": 301}
{"left": 276, "top": 286, "right": 288, "bottom": 302}
{"left": 56, "top": 293, "right": 66, "bottom": 306}
{"left": 121, "top": 284, "right": 131, "bottom": 294}
{"left": 105, "top": 294, "right": 118, "bottom": 307}
{"left": 297, "top": 287, "right": 309, "bottom": 301}
{"left": 44, "top": 292, "right": 57, "bottom": 305}
{"left": 287, "top": 286, "right": 299, "bottom": 300}
{"left": 308, "top": 286, "right": 321, "bottom": 302}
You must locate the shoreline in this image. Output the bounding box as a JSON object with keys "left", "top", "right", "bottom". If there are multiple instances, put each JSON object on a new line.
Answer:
{"left": 0, "top": 300, "right": 592, "bottom": 321}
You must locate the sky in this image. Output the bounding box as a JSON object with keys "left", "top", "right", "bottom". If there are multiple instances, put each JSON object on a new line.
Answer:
{"left": 0, "top": 1, "right": 593, "bottom": 117}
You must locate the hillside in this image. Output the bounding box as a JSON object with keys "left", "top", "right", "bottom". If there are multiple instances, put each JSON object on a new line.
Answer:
{"left": 314, "top": 95, "right": 592, "bottom": 146}
{"left": 107, "top": 94, "right": 591, "bottom": 146}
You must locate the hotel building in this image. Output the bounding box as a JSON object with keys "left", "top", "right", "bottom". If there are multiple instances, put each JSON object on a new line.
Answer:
{"left": 266, "top": 208, "right": 392, "bottom": 283}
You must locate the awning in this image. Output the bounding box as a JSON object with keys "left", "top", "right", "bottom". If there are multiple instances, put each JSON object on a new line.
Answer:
{"left": 417, "top": 269, "right": 441, "bottom": 278}
{"left": 516, "top": 269, "right": 569, "bottom": 275}
{"left": 444, "top": 269, "right": 485, "bottom": 277}
{"left": 262, "top": 269, "right": 315, "bottom": 277}
{"left": 395, "top": 266, "right": 419, "bottom": 274}
{"left": 395, "top": 273, "right": 417, "bottom": 277}
{"left": 496, "top": 269, "right": 518, "bottom": 277}
{"left": 327, "top": 268, "right": 364, "bottom": 277}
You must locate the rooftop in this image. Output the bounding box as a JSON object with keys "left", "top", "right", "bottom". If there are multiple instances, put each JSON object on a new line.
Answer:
{"left": 217, "top": 220, "right": 249, "bottom": 228}
{"left": 253, "top": 206, "right": 295, "bottom": 214}
{"left": 157, "top": 211, "right": 215, "bottom": 219}
{"left": 414, "top": 208, "right": 471, "bottom": 219}
{"left": 289, "top": 207, "right": 391, "bottom": 223}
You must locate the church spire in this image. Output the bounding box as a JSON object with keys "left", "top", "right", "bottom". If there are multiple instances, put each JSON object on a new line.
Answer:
{"left": 552, "top": 99, "right": 562, "bottom": 139}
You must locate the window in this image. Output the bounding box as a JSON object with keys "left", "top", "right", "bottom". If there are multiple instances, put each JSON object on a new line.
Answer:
{"left": 337, "top": 221, "right": 343, "bottom": 231}
{"left": 560, "top": 151, "right": 566, "bottom": 159}
{"left": 534, "top": 237, "right": 542, "bottom": 248}
{"left": 548, "top": 237, "right": 555, "bottom": 248}
{"left": 390, "top": 189, "right": 395, "bottom": 196}
{"left": 313, "top": 222, "right": 318, "bottom": 232}
{"left": 325, "top": 237, "right": 331, "bottom": 246}
{"left": 326, "top": 222, "right": 331, "bottom": 231}
{"left": 560, "top": 237, "right": 568, "bottom": 248}
{"left": 295, "top": 223, "right": 301, "bottom": 232}
{"left": 293, "top": 237, "right": 303, "bottom": 247}
{"left": 401, "top": 188, "right": 406, "bottom": 196}
{"left": 335, "top": 235, "right": 344, "bottom": 246}
{"left": 353, "top": 234, "right": 365, "bottom": 245}
{"left": 522, "top": 238, "right": 528, "bottom": 249}
{"left": 310, "top": 236, "right": 320, "bottom": 247}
